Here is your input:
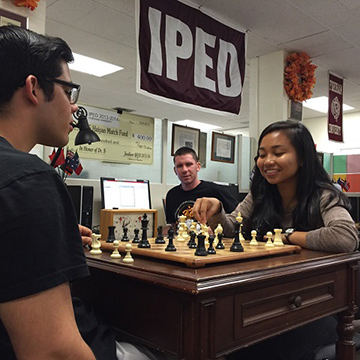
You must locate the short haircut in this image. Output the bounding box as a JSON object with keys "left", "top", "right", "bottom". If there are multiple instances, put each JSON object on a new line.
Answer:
{"left": 173, "top": 147, "right": 199, "bottom": 163}
{"left": 0, "top": 26, "right": 74, "bottom": 114}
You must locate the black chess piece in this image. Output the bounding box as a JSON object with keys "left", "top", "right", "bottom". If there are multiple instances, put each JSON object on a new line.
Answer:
{"left": 132, "top": 228, "right": 140, "bottom": 243}
{"left": 216, "top": 232, "right": 225, "bottom": 249}
{"left": 165, "top": 227, "right": 176, "bottom": 251}
{"left": 106, "top": 225, "right": 116, "bottom": 243}
{"left": 188, "top": 230, "right": 197, "bottom": 249}
{"left": 155, "top": 225, "right": 165, "bottom": 244}
{"left": 207, "top": 235, "right": 216, "bottom": 254}
{"left": 121, "top": 226, "right": 129, "bottom": 242}
{"left": 138, "top": 214, "right": 151, "bottom": 248}
{"left": 230, "top": 222, "right": 244, "bottom": 252}
{"left": 195, "top": 233, "right": 207, "bottom": 256}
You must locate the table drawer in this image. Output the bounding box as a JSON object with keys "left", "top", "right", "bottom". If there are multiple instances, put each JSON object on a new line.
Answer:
{"left": 234, "top": 268, "right": 347, "bottom": 341}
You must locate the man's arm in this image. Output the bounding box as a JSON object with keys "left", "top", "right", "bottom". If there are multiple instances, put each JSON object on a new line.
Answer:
{"left": 0, "top": 283, "right": 96, "bottom": 360}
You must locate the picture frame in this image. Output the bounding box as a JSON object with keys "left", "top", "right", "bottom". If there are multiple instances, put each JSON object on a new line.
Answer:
{"left": 288, "top": 100, "right": 303, "bottom": 121}
{"left": 211, "top": 132, "right": 235, "bottom": 163}
{"left": 171, "top": 124, "right": 200, "bottom": 155}
{"left": 0, "top": 9, "right": 27, "bottom": 29}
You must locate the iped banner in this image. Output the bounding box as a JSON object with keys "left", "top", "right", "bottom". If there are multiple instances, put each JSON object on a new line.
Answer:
{"left": 136, "top": 0, "right": 246, "bottom": 114}
{"left": 328, "top": 73, "right": 343, "bottom": 142}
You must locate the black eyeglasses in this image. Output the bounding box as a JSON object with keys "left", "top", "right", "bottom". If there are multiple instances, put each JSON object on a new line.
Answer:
{"left": 45, "top": 78, "right": 81, "bottom": 104}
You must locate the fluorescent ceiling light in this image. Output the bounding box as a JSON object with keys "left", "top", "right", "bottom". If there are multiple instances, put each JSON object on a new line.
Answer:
{"left": 69, "top": 53, "right": 123, "bottom": 77}
{"left": 174, "top": 119, "right": 221, "bottom": 131}
{"left": 303, "top": 96, "right": 354, "bottom": 113}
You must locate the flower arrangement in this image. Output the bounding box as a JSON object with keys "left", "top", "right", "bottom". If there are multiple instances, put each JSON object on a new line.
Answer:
{"left": 284, "top": 52, "right": 317, "bottom": 102}
{"left": 13, "top": 0, "right": 39, "bottom": 11}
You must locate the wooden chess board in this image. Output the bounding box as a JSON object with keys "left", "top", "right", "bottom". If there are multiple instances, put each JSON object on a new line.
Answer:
{"left": 99, "top": 238, "right": 301, "bottom": 268}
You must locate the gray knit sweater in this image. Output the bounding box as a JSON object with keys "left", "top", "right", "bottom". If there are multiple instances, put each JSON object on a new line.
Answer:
{"left": 208, "top": 190, "right": 359, "bottom": 253}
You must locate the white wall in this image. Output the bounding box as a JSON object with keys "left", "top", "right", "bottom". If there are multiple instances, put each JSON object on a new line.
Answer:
{"left": 303, "top": 112, "right": 360, "bottom": 155}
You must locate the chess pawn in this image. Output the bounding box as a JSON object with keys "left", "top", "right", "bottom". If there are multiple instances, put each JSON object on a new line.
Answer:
{"left": 188, "top": 230, "right": 197, "bottom": 248}
{"left": 106, "top": 226, "right": 116, "bottom": 243}
{"left": 207, "top": 235, "right": 216, "bottom": 255}
{"left": 216, "top": 232, "right": 225, "bottom": 249}
{"left": 265, "top": 231, "right": 274, "bottom": 247}
{"left": 132, "top": 228, "right": 140, "bottom": 243}
{"left": 249, "top": 230, "right": 258, "bottom": 246}
{"left": 121, "top": 226, "right": 129, "bottom": 242}
{"left": 165, "top": 227, "right": 176, "bottom": 251}
{"left": 273, "top": 228, "right": 284, "bottom": 246}
{"left": 155, "top": 225, "right": 165, "bottom": 244}
{"left": 110, "top": 240, "right": 121, "bottom": 259}
{"left": 123, "top": 243, "right": 134, "bottom": 263}
{"left": 90, "top": 233, "right": 102, "bottom": 255}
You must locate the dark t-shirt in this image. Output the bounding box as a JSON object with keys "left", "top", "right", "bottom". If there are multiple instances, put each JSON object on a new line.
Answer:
{"left": 165, "top": 180, "right": 238, "bottom": 224}
{"left": 0, "top": 137, "right": 95, "bottom": 358}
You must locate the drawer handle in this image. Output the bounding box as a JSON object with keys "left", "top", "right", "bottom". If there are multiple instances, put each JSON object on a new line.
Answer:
{"left": 291, "top": 296, "right": 302, "bottom": 308}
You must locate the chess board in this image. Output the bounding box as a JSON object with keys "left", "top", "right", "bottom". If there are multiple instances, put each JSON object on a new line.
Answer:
{"left": 99, "top": 238, "right": 301, "bottom": 268}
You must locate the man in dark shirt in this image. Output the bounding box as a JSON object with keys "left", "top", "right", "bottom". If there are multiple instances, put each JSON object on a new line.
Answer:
{"left": 0, "top": 25, "right": 103, "bottom": 360}
{"left": 165, "top": 147, "right": 237, "bottom": 227}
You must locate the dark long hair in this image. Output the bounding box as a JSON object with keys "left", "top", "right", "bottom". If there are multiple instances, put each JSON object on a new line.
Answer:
{"left": 247, "top": 120, "right": 350, "bottom": 238}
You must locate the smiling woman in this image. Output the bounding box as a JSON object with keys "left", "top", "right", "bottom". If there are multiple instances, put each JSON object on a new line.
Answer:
{"left": 192, "top": 119, "right": 359, "bottom": 360}
{"left": 193, "top": 120, "right": 358, "bottom": 253}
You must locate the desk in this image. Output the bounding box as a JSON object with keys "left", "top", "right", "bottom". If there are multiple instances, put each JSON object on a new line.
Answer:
{"left": 72, "top": 249, "right": 360, "bottom": 360}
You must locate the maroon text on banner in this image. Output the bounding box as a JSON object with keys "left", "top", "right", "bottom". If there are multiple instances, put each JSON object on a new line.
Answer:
{"left": 328, "top": 73, "right": 343, "bottom": 142}
{"left": 138, "top": 0, "right": 246, "bottom": 114}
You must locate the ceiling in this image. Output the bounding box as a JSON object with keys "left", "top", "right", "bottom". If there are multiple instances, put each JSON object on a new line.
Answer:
{"left": 45, "top": 0, "right": 360, "bottom": 134}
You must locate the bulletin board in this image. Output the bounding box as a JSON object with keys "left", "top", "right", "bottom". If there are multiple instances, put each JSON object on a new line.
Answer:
{"left": 68, "top": 104, "right": 154, "bottom": 164}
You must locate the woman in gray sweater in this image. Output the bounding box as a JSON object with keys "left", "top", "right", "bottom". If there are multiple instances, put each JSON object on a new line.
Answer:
{"left": 193, "top": 120, "right": 359, "bottom": 360}
{"left": 193, "top": 120, "right": 359, "bottom": 253}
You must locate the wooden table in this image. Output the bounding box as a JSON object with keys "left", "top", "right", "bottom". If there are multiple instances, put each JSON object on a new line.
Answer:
{"left": 72, "top": 249, "right": 360, "bottom": 360}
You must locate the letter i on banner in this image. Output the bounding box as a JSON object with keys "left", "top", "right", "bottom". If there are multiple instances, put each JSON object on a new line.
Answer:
{"left": 328, "top": 73, "right": 343, "bottom": 142}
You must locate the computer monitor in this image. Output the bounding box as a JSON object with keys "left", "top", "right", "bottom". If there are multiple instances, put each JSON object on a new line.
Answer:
{"left": 100, "top": 177, "right": 152, "bottom": 209}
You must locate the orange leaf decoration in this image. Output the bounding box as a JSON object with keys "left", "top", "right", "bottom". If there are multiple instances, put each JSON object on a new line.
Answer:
{"left": 13, "top": 0, "right": 39, "bottom": 11}
{"left": 284, "top": 52, "right": 317, "bottom": 102}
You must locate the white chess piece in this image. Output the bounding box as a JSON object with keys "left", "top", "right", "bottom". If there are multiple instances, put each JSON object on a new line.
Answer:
{"left": 110, "top": 240, "right": 121, "bottom": 259}
{"left": 273, "top": 228, "right": 284, "bottom": 246}
{"left": 201, "top": 224, "right": 210, "bottom": 244}
{"left": 177, "top": 223, "right": 185, "bottom": 241}
{"left": 249, "top": 230, "right": 258, "bottom": 246}
{"left": 265, "top": 231, "right": 274, "bottom": 247}
{"left": 236, "top": 212, "right": 245, "bottom": 241}
{"left": 90, "top": 233, "right": 102, "bottom": 254}
{"left": 123, "top": 243, "right": 134, "bottom": 263}
{"left": 214, "top": 223, "right": 223, "bottom": 246}
{"left": 190, "top": 221, "right": 197, "bottom": 234}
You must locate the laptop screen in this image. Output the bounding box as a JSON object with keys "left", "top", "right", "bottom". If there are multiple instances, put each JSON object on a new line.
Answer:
{"left": 100, "top": 177, "right": 151, "bottom": 209}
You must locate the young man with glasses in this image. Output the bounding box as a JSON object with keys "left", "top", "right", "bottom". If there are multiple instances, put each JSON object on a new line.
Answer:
{"left": 0, "top": 25, "right": 174, "bottom": 360}
{"left": 0, "top": 26, "right": 105, "bottom": 360}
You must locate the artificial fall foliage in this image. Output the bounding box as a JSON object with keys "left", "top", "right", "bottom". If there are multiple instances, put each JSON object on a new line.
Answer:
{"left": 13, "top": 0, "right": 39, "bottom": 11}
{"left": 284, "top": 52, "right": 317, "bottom": 102}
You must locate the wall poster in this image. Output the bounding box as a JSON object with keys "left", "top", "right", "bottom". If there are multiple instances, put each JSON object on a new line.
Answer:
{"left": 68, "top": 104, "right": 154, "bottom": 164}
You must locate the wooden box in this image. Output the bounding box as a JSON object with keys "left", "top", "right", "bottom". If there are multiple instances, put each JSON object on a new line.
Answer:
{"left": 100, "top": 209, "right": 158, "bottom": 241}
